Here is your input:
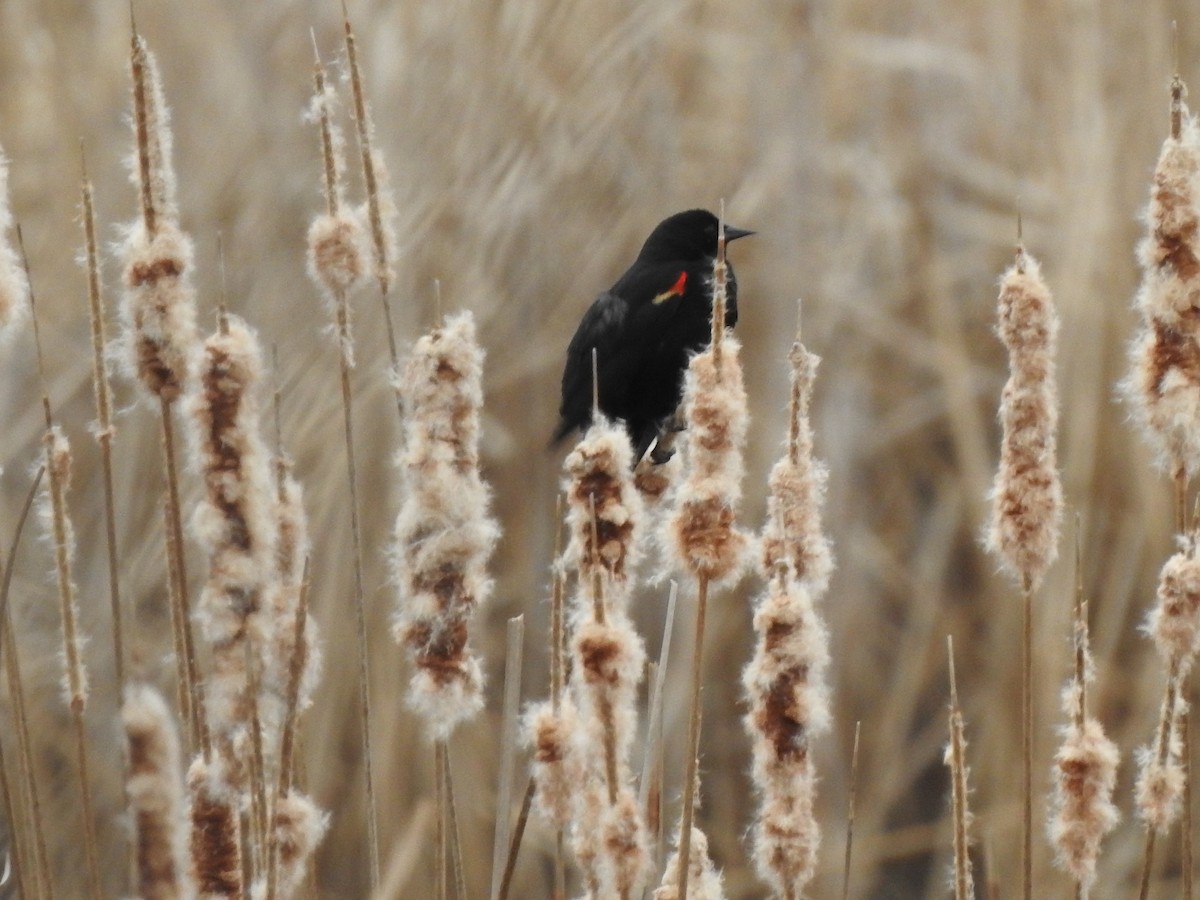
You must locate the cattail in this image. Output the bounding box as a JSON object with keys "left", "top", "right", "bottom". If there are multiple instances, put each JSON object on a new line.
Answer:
{"left": 563, "top": 414, "right": 645, "bottom": 613}
{"left": 524, "top": 698, "right": 579, "bottom": 829}
{"left": 654, "top": 827, "right": 727, "bottom": 900}
{"left": 186, "top": 315, "right": 278, "bottom": 766}
{"left": 123, "top": 684, "right": 193, "bottom": 900}
{"left": 1134, "top": 539, "right": 1200, "bottom": 833}
{"left": 743, "top": 569, "right": 829, "bottom": 896}
{"left": 986, "top": 247, "right": 1063, "bottom": 591}
{"left": 1048, "top": 562, "right": 1119, "bottom": 894}
{"left": 305, "top": 54, "right": 368, "bottom": 367}
{"left": 120, "top": 35, "right": 196, "bottom": 402}
{"left": 38, "top": 428, "right": 88, "bottom": 713}
{"left": 188, "top": 753, "right": 242, "bottom": 897}
{"left": 1124, "top": 78, "right": 1200, "bottom": 482}
{"left": 744, "top": 319, "right": 833, "bottom": 898}
{"left": 341, "top": 12, "right": 399, "bottom": 296}
{"left": 0, "top": 144, "right": 28, "bottom": 340}
{"left": 392, "top": 311, "right": 499, "bottom": 739}
{"left": 1051, "top": 721, "right": 1120, "bottom": 890}
{"left": 666, "top": 329, "right": 751, "bottom": 586}
{"left": 260, "top": 451, "right": 322, "bottom": 763}
{"left": 761, "top": 328, "right": 833, "bottom": 595}
{"left": 561, "top": 417, "right": 649, "bottom": 898}
{"left": 271, "top": 791, "right": 329, "bottom": 896}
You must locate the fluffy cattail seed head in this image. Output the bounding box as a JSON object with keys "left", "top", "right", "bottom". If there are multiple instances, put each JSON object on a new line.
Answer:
{"left": 986, "top": 248, "right": 1063, "bottom": 592}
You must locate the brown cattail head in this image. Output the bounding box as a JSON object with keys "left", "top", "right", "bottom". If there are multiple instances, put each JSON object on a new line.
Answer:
{"left": 742, "top": 569, "right": 828, "bottom": 896}
{"left": 1048, "top": 718, "right": 1119, "bottom": 888}
{"left": 188, "top": 752, "right": 243, "bottom": 896}
{"left": 1136, "top": 710, "right": 1186, "bottom": 832}
{"left": 1136, "top": 90, "right": 1200, "bottom": 325}
{"left": 186, "top": 315, "right": 278, "bottom": 754}
{"left": 1147, "top": 541, "right": 1200, "bottom": 672}
{"left": 524, "top": 698, "right": 580, "bottom": 828}
{"left": 119, "top": 218, "right": 198, "bottom": 403}
{"left": 563, "top": 416, "right": 645, "bottom": 614}
{"left": 273, "top": 790, "right": 330, "bottom": 896}
{"left": 986, "top": 247, "right": 1062, "bottom": 592}
{"left": 392, "top": 311, "right": 499, "bottom": 740}
{"left": 667, "top": 333, "right": 751, "bottom": 585}
{"left": 1125, "top": 82, "right": 1200, "bottom": 476}
{"left": 123, "top": 684, "right": 193, "bottom": 900}
{"left": 761, "top": 333, "right": 833, "bottom": 596}
{"left": 1048, "top": 596, "right": 1119, "bottom": 888}
{"left": 654, "top": 826, "right": 727, "bottom": 900}
{"left": 0, "top": 144, "right": 29, "bottom": 340}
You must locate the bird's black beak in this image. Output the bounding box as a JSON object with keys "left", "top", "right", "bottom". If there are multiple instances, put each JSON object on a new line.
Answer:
{"left": 724, "top": 225, "right": 755, "bottom": 243}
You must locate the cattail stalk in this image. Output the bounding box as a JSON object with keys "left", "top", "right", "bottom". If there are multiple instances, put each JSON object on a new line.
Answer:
{"left": 667, "top": 214, "right": 750, "bottom": 899}
{"left": 0, "top": 715, "right": 28, "bottom": 899}
{"left": 842, "top": 721, "right": 861, "bottom": 900}
{"left": 305, "top": 47, "right": 379, "bottom": 885}
{"left": 561, "top": 414, "right": 650, "bottom": 899}
{"left": 341, "top": 7, "right": 402, "bottom": 423}
{"left": 392, "top": 310, "right": 499, "bottom": 734}
{"left": 80, "top": 157, "right": 127, "bottom": 696}
{"left": 1, "top": 471, "right": 49, "bottom": 888}
{"left": 947, "top": 637, "right": 975, "bottom": 900}
{"left": 122, "top": 25, "right": 204, "bottom": 750}
{"left": 39, "top": 427, "right": 103, "bottom": 899}
{"left": 0, "top": 469, "right": 45, "bottom": 897}
{"left": 124, "top": 684, "right": 193, "bottom": 900}
{"left": 1125, "top": 76, "right": 1200, "bottom": 483}
{"left": 491, "top": 616, "right": 526, "bottom": 899}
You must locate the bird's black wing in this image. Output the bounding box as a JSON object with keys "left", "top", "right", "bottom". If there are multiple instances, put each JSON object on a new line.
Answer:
{"left": 554, "top": 263, "right": 693, "bottom": 443}
{"left": 555, "top": 288, "right": 630, "bottom": 441}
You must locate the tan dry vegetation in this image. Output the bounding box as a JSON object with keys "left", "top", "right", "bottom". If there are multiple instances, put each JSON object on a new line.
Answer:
{"left": 0, "top": 1, "right": 1197, "bottom": 897}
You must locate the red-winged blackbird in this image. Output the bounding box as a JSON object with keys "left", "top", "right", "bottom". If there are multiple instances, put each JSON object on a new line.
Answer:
{"left": 554, "top": 208, "right": 754, "bottom": 461}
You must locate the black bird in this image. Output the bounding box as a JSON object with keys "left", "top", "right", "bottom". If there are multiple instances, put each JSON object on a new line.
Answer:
{"left": 554, "top": 208, "right": 754, "bottom": 462}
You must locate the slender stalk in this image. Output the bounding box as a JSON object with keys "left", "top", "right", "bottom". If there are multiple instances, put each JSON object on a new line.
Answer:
{"left": 1139, "top": 657, "right": 1182, "bottom": 900}
{"left": 436, "top": 743, "right": 447, "bottom": 900}
{"left": 0, "top": 721, "right": 27, "bottom": 900}
{"left": 161, "top": 490, "right": 193, "bottom": 746}
{"left": 341, "top": 5, "right": 403, "bottom": 424}
{"left": 1186, "top": 706, "right": 1194, "bottom": 900}
{"left": 80, "top": 159, "right": 125, "bottom": 696}
{"left": 160, "top": 396, "right": 207, "bottom": 752}
{"left": 842, "top": 720, "right": 861, "bottom": 900}
{"left": 948, "top": 637, "right": 972, "bottom": 900}
{"left": 25, "top": 237, "right": 103, "bottom": 900}
{"left": 1022, "top": 580, "right": 1033, "bottom": 900}
{"left": 0, "top": 470, "right": 47, "bottom": 896}
{"left": 442, "top": 742, "right": 467, "bottom": 899}
{"left": 677, "top": 574, "right": 710, "bottom": 900}
{"left": 491, "top": 616, "right": 525, "bottom": 899}
{"left": 2, "top": 612, "right": 50, "bottom": 897}
{"left": 497, "top": 776, "right": 536, "bottom": 900}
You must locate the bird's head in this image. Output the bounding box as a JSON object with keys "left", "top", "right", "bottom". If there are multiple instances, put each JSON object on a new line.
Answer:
{"left": 636, "top": 208, "right": 754, "bottom": 263}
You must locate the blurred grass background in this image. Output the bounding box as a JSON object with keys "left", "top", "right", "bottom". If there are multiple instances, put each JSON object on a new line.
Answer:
{"left": 0, "top": 0, "right": 1195, "bottom": 896}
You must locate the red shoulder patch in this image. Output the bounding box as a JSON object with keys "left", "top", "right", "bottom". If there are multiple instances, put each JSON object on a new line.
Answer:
{"left": 652, "top": 271, "right": 688, "bottom": 305}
